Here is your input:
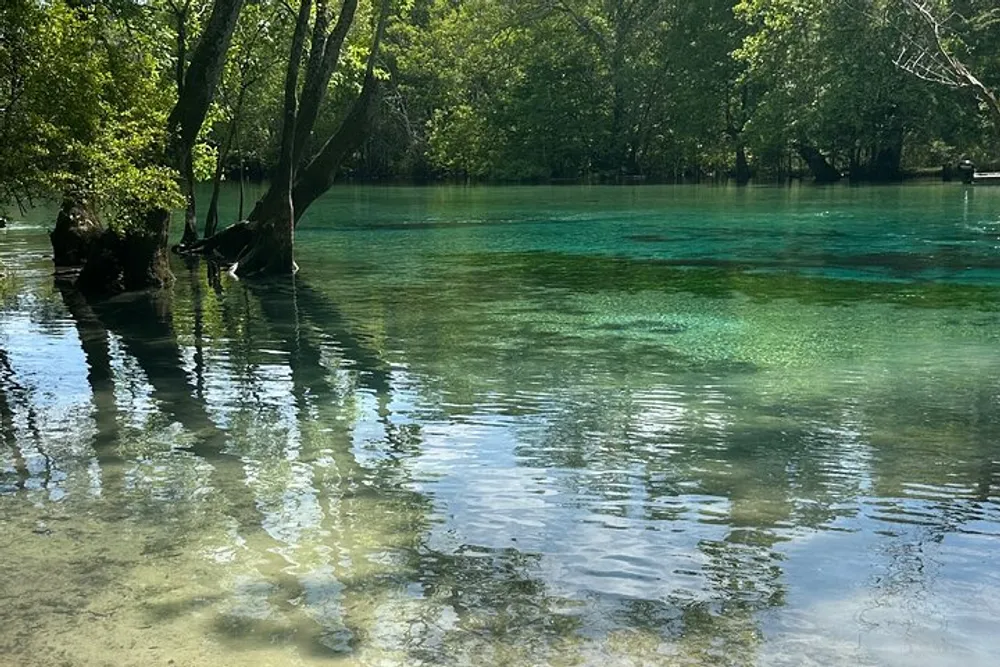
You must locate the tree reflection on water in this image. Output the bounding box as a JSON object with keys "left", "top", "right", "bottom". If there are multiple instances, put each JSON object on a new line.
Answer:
{"left": 0, "top": 248, "right": 999, "bottom": 666}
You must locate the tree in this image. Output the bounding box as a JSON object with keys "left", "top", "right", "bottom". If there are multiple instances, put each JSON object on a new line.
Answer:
{"left": 663, "top": 0, "right": 758, "bottom": 183}
{"left": 6, "top": 0, "right": 1000, "bottom": 282}
{"left": 204, "top": 0, "right": 286, "bottom": 237}
{"left": 184, "top": 0, "right": 391, "bottom": 277}
{"left": 416, "top": 0, "right": 607, "bottom": 181}
{"left": 543, "top": 0, "right": 669, "bottom": 175}
{"left": 734, "top": 0, "right": 953, "bottom": 182}
{"left": 73, "top": 0, "right": 245, "bottom": 292}
{"left": 163, "top": 0, "right": 214, "bottom": 246}
{"left": 0, "top": 0, "right": 176, "bottom": 214}
{"left": 889, "top": 0, "right": 1000, "bottom": 127}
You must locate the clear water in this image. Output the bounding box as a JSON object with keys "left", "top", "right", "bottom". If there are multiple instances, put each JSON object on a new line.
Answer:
{"left": 2, "top": 184, "right": 1000, "bottom": 666}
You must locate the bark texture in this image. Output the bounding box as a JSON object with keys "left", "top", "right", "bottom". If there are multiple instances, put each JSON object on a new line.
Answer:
{"left": 76, "top": 209, "right": 172, "bottom": 293}
{"left": 50, "top": 199, "right": 103, "bottom": 267}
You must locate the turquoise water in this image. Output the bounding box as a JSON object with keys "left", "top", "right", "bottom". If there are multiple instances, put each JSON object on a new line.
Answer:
{"left": 2, "top": 184, "right": 1000, "bottom": 666}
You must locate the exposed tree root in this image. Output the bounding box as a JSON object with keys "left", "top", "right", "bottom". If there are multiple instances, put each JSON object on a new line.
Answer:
{"left": 173, "top": 217, "right": 296, "bottom": 278}
{"left": 173, "top": 220, "right": 254, "bottom": 264}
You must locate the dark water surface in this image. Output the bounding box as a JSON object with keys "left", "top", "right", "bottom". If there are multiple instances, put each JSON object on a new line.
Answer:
{"left": 2, "top": 184, "right": 1000, "bottom": 666}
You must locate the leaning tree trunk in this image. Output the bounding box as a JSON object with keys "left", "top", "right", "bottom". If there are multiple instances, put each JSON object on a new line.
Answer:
{"left": 796, "top": 144, "right": 841, "bottom": 184}
{"left": 293, "top": 0, "right": 358, "bottom": 162}
{"left": 249, "top": 75, "right": 378, "bottom": 226}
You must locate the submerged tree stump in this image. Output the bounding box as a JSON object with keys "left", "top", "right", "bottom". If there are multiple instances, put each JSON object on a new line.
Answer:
{"left": 50, "top": 199, "right": 103, "bottom": 267}
{"left": 75, "top": 209, "right": 173, "bottom": 295}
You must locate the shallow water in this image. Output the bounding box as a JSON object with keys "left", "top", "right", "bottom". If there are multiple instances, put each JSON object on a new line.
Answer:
{"left": 2, "top": 183, "right": 1000, "bottom": 666}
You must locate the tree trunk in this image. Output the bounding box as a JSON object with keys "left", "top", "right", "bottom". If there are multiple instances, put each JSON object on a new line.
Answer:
{"left": 77, "top": 208, "right": 172, "bottom": 293}
{"left": 871, "top": 128, "right": 903, "bottom": 182}
{"left": 238, "top": 152, "right": 245, "bottom": 220}
{"left": 181, "top": 150, "right": 199, "bottom": 245}
{"left": 241, "top": 73, "right": 378, "bottom": 228}
{"left": 231, "top": 0, "right": 311, "bottom": 277}
{"left": 293, "top": 0, "right": 359, "bottom": 163}
{"left": 294, "top": 0, "right": 358, "bottom": 162}
{"left": 50, "top": 198, "right": 103, "bottom": 267}
{"left": 205, "top": 106, "right": 242, "bottom": 237}
{"left": 166, "top": 0, "right": 246, "bottom": 165}
{"left": 796, "top": 144, "right": 841, "bottom": 184}
{"left": 204, "top": 168, "right": 223, "bottom": 239}
{"left": 229, "top": 210, "right": 296, "bottom": 276}
{"left": 848, "top": 147, "right": 863, "bottom": 182}
{"left": 174, "top": 4, "right": 188, "bottom": 97}
{"left": 734, "top": 143, "right": 749, "bottom": 186}
{"left": 290, "top": 77, "right": 378, "bottom": 214}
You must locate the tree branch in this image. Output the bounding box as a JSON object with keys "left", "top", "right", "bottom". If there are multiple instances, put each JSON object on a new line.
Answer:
{"left": 293, "top": 0, "right": 359, "bottom": 164}
{"left": 165, "top": 0, "right": 246, "bottom": 165}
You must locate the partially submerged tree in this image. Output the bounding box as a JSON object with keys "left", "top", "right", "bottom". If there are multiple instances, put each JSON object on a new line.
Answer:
{"left": 183, "top": 0, "right": 391, "bottom": 277}
{"left": 74, "top": 0, "right": 245, "bottom": 292}
{"left": 203, "top": 2, "right": 284, "bottom": 238}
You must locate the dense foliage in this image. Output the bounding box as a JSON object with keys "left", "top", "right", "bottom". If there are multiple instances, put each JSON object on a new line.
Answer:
{"left": 0, "top": 0, "right": 181, "bottom": 221}
{"left": 1, "top": 0, "right": 999, "bottom": 222}
{"left": 361, "top": 0, "right": 1000, "bottom": 182}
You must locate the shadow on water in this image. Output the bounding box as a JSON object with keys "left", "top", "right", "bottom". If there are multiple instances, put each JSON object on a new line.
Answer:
{"left": 55, "top": 283, "right": 119, "bottom": 454}
{"left": 56, "top": 278, "right": 269, "bottom": 535}
{"left": 176, "top": 269, "right": 766, "bottom": 663}
{"left": 248, "top": 274, "right": 392, "bottom": 396}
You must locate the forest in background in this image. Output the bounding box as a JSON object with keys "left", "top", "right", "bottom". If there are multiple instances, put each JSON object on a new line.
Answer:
{"left": 3, "top": 0, "right": 1000, "bottom": 196}
{"left": 1, "top": 0, "right": 999, "bottom": 286}
{"left": 364, "top": 0, "right": 999, "bottom": 185}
